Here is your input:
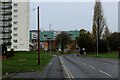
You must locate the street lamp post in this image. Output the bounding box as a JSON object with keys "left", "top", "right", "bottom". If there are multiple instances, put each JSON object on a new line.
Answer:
{"left": 49, "top": 24, "right": 52, "bottom": 54}
{"left": 60, "top": 32, "right": 61, "bottom": 52}
{"left": 96, "top": 24, "right": 99, "bottom": 56}
{"left": 94, "top": 17, "right": 99, "bottom": 57}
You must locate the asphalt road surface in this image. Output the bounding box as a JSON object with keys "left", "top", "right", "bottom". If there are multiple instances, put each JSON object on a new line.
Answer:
{"left": 60, "top": 54, "right": 118, "bottom": 78}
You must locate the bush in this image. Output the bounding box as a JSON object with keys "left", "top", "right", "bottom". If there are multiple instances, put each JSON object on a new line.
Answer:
{"left": 99, "top": 39, "right": 108, "bottom": 53}
{"left": 6, "top": 49, "right": 15, "bottom": 58}
{"left": 2, "top": 43, "right": 7, "bottom": 56}
{"left": 108, "top": 32, "right": 120, "bottom": 51}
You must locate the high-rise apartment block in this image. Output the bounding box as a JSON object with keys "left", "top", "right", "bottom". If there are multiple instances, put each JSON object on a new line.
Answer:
{"left": 0, "top": 0, "right": 29, "bottom": 51}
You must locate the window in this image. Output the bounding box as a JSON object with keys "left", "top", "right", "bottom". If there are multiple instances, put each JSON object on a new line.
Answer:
{"left": 14, "top": 46, "right": 17, "bottom": 49}
{"left": 69, "top": 34, "right": 73, "bottom": 36}
{"left": 14, "top": 15, "right": 17, "bottom": 17}
{"left": 13, "top": 27, "right": 17, "bottom": 30}
{"left": 14, "top": 3, "right": 18, "bottom": 7}
{"left": 13, "top": 40, "right": 17, "bottom": 43}
{"left": 13, "top": 9, "right": 18, "bottom": 13}
{"left": 13, "top": 15, "right": 18, "bottom": 19}
{"left": 44, "top": 35, "right": 47, "bottom": 37}
{"left": 13, "top": 21, "right": 17, "bottom": 25}
{"left": 13, "top": 33, "right": 17, "bottom": 36}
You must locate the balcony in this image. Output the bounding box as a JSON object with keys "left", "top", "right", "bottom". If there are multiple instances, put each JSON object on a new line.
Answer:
{"left": 0, "top": 11, "right": 12, "bottom": 15}
{"left": 1, "top": 23, "right": 12, "bottom": 27}
{"left": 2, "top": 36, "right": 12, "bottom": 40}
{"left": 0, "top": 17, "right": 12, "bottom": 21}
{"left": 1, "top": 5, "right": 12, "bottom": 9}
{"left": 2, "top": 30, "right": 12, "bottom": 34}
{"left": 1, "top": 0, "right": 12, "bottom": 3}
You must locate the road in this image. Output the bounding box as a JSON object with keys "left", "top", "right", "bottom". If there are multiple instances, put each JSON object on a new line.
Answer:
{"left": 2, "top": 54, "right": 119, "bottom": 79}
{"left": 60, "top": 54, "right": 118, "bottom": 78}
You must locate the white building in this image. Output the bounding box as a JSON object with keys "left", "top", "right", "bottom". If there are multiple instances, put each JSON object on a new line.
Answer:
{"left": 0, "top": 0, "right": 29, "bottom": 51}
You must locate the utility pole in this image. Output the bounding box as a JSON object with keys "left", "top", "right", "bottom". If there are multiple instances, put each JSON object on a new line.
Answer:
{"left": 37, "top": 6, "right": 40, "bottom": 65}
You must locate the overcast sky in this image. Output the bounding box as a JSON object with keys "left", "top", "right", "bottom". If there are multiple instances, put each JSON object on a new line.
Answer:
{"left": 30, "top": 0, "right": 118, "bottom": 32}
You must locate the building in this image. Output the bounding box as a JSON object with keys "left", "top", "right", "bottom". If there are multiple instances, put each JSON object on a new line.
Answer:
{"left": 30, "top": 30, "right": 56, "bottom": 51}
{"left": 0, "top": 0, "right": 29, "bottom": 51}
{"left": 29, "top": 30, "right": 38, "bottom": 50}
{"left": 66, "top": 30, "right": 79, "bottom": 40}
{"left": 29, "top": 30, "right": 80, "bottom": 51}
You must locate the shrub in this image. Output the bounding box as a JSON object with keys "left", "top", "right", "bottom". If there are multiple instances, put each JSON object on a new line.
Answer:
{"left": 108, "top": 32, "right": 120, "bottom": 51}
{"left": 2, "top": 43, "right": 7, "bottom": 56}
{"left": 6, "top": 49, "right": 15, "bottom": 58}
{"left": 99, "top": 39, "right": 108, "bottom": 53}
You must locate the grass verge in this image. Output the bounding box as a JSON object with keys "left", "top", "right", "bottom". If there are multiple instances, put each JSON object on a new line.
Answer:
{"left": 2, "top": 51, "right": 53, "bottom": 74}
{"left": 84, "top": 51, "right": 119, "bottom": 60}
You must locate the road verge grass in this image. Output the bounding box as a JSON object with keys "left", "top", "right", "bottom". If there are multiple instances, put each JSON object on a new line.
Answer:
{"left": 84, "top": 51, "right": 119, "bottom": 60}
{"left": 2, "top": 51, "right": 53, "bottom": 74}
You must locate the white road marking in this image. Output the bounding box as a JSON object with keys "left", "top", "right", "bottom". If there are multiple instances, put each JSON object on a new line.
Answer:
{"left": 89, "top": 66, "right": 95, "bottom": 69}
{"left": 64, "top": 65, "right": 74, "bottom": 78}
{"left": 99, "top": 70, "right": 112, "bottom": 77}
{"left": 60, "top": 56, "right": 74, "bottom": 79}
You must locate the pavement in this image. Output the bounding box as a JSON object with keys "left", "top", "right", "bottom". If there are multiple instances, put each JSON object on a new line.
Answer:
{"left": 2, "top": 56, "right": 65, "bottom": 79}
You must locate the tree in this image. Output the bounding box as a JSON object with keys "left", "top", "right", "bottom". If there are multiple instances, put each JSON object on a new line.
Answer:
{"left": 76, "top": 29, "right": 94, "bottom": 52}
{"left": 92, "top": 22, "right": 97, "bottom": 41}
{"left": 100, "top": 25, "right": 110, "bottom": 52}
{"left": 55, "top": 32, "right": 72, "bottom": 53}
{"left": 99, "top": 39, "right": 107, "bottom": 53}
{"left": 102, "top": 25, "right": 110, "bottom": 40}
{"left": 92, "top": 0, "right": 107, "bottom": 52}
{"left": 107, "top": 32, "right": 120, "bottom": 51}
{"left": 92, "top": 23, "right": 97, "bottom": 52}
